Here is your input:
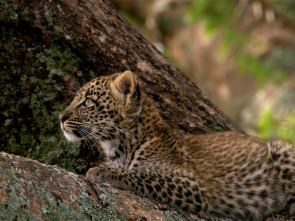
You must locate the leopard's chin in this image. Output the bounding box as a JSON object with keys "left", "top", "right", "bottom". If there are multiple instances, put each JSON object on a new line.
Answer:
{"left": 62, "top": 128, "right": 83, "bottom": 142}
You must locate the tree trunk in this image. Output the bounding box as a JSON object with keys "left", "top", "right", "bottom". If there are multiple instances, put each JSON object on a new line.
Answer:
{"left": 0, "top": 151, "right": 199, "bottom": 220}
{"left": 0, "top": 0, "right": 283, "bottom": 220}
{"left": 2, "top": 0, "right": 240, "bottom": 135}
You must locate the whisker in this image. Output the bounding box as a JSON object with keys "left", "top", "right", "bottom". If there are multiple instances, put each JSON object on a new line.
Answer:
{"left": 83, "top": 120, "right": 131, "bottom": 136}
{"left": 56, "top": 82, "right": 79, "bottom": 93}
{"left": 83, "top": 133, "right": 102, "bottom": 153}
{"left": 78, "top": 129, "right": 95, "bottom": 156}
{"left": 62, "top": 73, "right": 81, "bottom": 92}
{"left": 79, "top": 121, "right": 133, "bottom": 144}
{"left": 82, "top": 126, "right": 113, "bottom": 141}
{"left": 83, "top": 124, "right": 118, "bottom": 141}
{"left": 80, "top": 127, "right": 106, "bottom": 148}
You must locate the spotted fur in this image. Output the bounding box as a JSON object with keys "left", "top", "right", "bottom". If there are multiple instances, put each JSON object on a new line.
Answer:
{"left": 60, "top": 71, "right": 295, "bottom": 220}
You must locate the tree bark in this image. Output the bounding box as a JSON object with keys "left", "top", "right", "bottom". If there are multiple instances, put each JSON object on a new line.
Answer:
{"left": 2, "top": 0, "right": 240, "bottom": 135}
{"left": 0, "top": 151, "right": 200, "bottom": 220}
{"left": 0, "top": 0, "right": 284, "bottom": 220}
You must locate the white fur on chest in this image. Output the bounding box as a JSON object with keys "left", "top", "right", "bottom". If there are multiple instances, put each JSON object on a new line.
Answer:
{"left": 99, "top": 140, "right": 118, "bottom": 158}
{"left": 99, "top": 140, "right": 125, "bottom": 169}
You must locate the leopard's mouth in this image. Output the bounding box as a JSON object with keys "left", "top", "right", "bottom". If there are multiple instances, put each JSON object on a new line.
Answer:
{"left": 61, "top": 122, "right": 81, "bottom": 141}
{"left": 62, "top": 128, "right": 82, "bottom": 142}
{"left": 61, "top": 123, "right": 92, "bottom": 142}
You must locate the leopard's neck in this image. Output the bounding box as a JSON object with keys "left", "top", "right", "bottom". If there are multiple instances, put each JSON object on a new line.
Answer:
{"left": 102, "top": 96, "right": 181, "bottom": 170}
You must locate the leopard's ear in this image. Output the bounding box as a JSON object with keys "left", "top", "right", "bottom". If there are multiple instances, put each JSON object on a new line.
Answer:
{"left": 110, "top": 70, "right": 141, "bottom": 114}
{"left": 110, "top": 70, "right": 136, "bottom": 103}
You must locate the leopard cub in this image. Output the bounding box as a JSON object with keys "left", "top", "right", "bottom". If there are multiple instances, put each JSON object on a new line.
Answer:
{"left": 60, "top": 70, "right": 295, "bottom": 220}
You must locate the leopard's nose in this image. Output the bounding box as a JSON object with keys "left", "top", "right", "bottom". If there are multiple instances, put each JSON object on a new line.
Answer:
{"left": 59, "top": 114, "right": 70, "bottom": 123}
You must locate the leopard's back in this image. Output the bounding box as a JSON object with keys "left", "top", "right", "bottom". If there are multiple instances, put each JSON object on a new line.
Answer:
{"left": 181, "top": 132, "right": 295, "bottom": 219}
{"left": 60, "top": 71, "right": 295, "bottom": 220}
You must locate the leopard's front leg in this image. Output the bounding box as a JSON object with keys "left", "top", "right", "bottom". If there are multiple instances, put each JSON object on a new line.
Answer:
{"left": 86, "top": 164, "right": 205, "bottom": 215}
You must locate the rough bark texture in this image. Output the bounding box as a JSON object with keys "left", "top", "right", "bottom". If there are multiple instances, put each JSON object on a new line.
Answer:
{"left": 0, "top": 151, "right": 199, "bottom": 221}
{"left": 2, "top": 0, "right": 240, "bottom": 135}
{"left": 0, "top": 0, "right": 285, "bottom": 220}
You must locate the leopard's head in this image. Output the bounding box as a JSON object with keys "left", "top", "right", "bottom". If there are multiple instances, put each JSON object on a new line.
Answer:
{"left": 59, "top": 71, "right": 141, "bottom": 143}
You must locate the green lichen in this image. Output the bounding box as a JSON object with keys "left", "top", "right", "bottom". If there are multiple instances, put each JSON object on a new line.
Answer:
{"left": 0, "top": 1, "right": 99, "bottom": 173}
{"left": 70, "top": 194, "right": 76, "bottom": 202}
{"left": 0, "top": 22, "right": 95, "bottom": 172}
{"left": 0, "top": 166, "right": 39, "bottom": 221}
{"left": 138, "top": 197, "right": 154, "bottom": 208}
{"left": 1, "top": 161, "right": 124, "bottom": 221}
{"left": 44, "top": 4, "right": 53, "bottom": 26}
{"left": 165, "top": 211, "right": 189, "bottom": 221}
{"left": 0, "top": 182, "right": 117, "bottom": 221}
{"left": 0, "top": 0, "right": 18, "bottom": 23}
{"left": 78, "top": 191, "right": 122, "bottom": 221}
{"left": 166, "top": 212, "right": 177, "bottom": 221}
{"left": 0, "top": 185, "right": 43, "bottom": 221}
{"left": 37, "top": 187, "right": 86, "bottom": 221}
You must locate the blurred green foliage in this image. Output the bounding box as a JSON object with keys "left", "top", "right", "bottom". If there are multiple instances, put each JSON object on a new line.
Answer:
{"left": 187, "top": 0, "right": 288, "bottom": 86}
{"left": 258, "top": 108, "right": 295, "bottom": 144}
{"left": 187, "top": 0, "right": 295, "bottom": 145}
{"left": 268, "top": 0, "right": 295, "bottom": 20}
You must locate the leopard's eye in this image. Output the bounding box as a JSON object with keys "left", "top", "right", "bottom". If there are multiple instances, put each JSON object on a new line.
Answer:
{"left": 84, "top": 99, "right": 94, "bottom": 107}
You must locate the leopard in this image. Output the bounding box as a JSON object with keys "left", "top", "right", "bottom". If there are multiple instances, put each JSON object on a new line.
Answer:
{"left": 59, "top": 70, "right": 295, "bottom": 220}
